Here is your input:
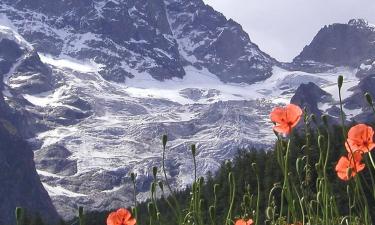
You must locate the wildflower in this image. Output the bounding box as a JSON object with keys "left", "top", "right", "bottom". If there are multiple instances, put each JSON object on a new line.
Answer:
{"left": 335, "top": 151, "right": 365, "bottom": 181}
{"left": 270, "top": 104, "right": 303, "bottom": 135}
{"left": 345, "top": 124, "right": 375, "bottom": 153}
{"left": 107, "top": 208, "right": 136, "bottom": 225}
{"left": 235, "top": 218, "right": 254, "bottom": 225}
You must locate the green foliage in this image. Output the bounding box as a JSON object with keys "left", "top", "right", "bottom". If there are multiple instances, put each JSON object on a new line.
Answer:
{"left": 78, "top": 123, "right": 375, "bottom": 225}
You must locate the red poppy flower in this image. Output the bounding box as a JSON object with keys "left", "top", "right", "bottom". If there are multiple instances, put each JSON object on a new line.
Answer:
{"left": 345, "top": 124, "right": 375, "bottom": 153}
{"left": 107, "top": 208, "right": 136, "bottom": 225}
{"left": 335, "top": 151, "right": 365, "bottom": 181}
{"left": 270, "top": 104, "right": 303, "bottom": 135}
{"left": 235, "top": 218, "right": 254, "bottom": 225}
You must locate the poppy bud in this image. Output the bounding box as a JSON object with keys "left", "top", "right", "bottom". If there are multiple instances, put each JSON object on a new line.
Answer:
{"left": 310, "top": 114, "right": 317, "bottom": 124}
{"left": 151, "top": 182, "right": 156, "bottom": 194}
{"left": 191, "top": 144, "right": 196, "bottom": 156}
{"left": 315, "top": 163, "right": 320, "bottom": 171}
{"left": 162, "top": 135, "right": 168, "bottom": 148}
{"left": 78, "top": 206, "right": 85, "bottom": 225}
{"left": 321, "top": 115, "right": 328, "bottom": 126}
{"left": 198, "top": 177, "right": 204, "bottom": 187}
{"left": 338, "top": 75, "right": 343, "bottom": 90}
{"left": 225, "top": 160, "right": 232, "bottom": 170}
{"left": 130, "top": 172, "right": 136, "bottom": 182}
{"left": 156, "top": 212, "right": 161, "bottom": 220}
{"left": 213, "top": 184, "right": 219, "bottom": 195}
{"left": 251, "top": 162, "right": 257, "bottom": 172}
{"left": 78, "top": 206, "right": 84, "bottom": 217}
{"left": 158, "top": 181, "right": 164, "bottom": 191}
{"left": 152, "top": 166, "right": 158, "bottom": 179}
{"left": 15, "top": 207, "right": 23, "bottom": 225}
{"left": 365, "top": 92, "right": 373, "bottom": 106}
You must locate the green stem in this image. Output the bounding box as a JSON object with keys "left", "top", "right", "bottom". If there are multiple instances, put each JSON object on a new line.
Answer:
{"left": 162, "top": 141, "right": 182, "bottom": 224}
{"left": 225, "top": 172, "right": 236, "bottom": 225}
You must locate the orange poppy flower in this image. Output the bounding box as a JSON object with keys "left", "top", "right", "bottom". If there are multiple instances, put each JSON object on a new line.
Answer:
{"left": 107, "top": 208, "right": 136, "bottom": 225}
{"left": 345, "top": 124, "right": 375, "bottom": 153}
{"left": 270, "top": 104, "right": 303, "bottom": 135}
{"left": 235, "top": 218, "right": 254, "bottom": 225}
{"left": 335, "top": 152, "right": 365, "bottom": 181}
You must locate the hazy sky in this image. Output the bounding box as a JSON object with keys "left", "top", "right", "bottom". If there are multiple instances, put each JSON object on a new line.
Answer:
{"left": 203, "top": 0, "right": 375, "bottom": 62}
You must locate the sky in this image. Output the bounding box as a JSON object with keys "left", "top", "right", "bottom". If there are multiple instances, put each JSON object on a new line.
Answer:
{"left": 203, "top": 0, "right": 375, "bottom": 62}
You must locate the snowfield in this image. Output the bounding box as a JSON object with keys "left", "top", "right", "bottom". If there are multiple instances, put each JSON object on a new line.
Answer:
{"left": 22, "top": 54, "right": 360, "bottom": 207}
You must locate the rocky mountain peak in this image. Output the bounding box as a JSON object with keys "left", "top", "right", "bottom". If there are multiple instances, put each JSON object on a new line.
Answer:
{"left": 0, "top": 0, "right": 276, "bottom": 84}
{"left": 348, "top": 18, "right": 374, "bottom": 30}
{"left": 294, "top": 18, "right": 375, "bottom": 67}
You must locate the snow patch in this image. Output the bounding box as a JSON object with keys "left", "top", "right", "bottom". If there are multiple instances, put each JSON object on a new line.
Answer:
{"left": 42, "top": 182, "right": 87, "bottom": 197}
{"left": 0, "top": 17, "right": 33, "bottom": 50}
{"left": 39, "top": 54, "right": 103, "bottom": 73}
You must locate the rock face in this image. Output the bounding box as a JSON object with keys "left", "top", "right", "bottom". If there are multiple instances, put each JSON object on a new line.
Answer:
{"left": 0, "top": 26, "right": 59, "bottom": 225}
{"left": 291, "top": 82, "right": 333, "bottom": 117}
{"left": 0, "top": 0, "right": 276, "bottom": 84}
{"left": 164, "top": 0, "right": 276, "bottom": 83}
{"left": 294, "top": 19, "right": 375, "bottom": 67}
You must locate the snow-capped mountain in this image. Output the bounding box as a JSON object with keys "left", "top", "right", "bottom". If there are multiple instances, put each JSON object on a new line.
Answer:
{"left": 0, "top": 0, "right": 373, "bottom": 221}
{"left": 0, "top": 0, "right": 276, "bottom": 83}
{"left": 294, "top": 19, "right": 375, "bottom": 67}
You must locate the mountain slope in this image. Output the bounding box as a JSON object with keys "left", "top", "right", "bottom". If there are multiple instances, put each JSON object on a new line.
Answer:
{"left": 0, "top": 0, "right": 276, "bottom": 84}
{"left": 294, "top": 19, "right": 375, "bottom": 67}
{"left": 0, "top": 24, "right": 59, "bottom": 225}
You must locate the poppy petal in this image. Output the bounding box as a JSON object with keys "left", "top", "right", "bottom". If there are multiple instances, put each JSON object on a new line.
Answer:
{"left": 286, "top": 104, "right": 303, "bottom": 126}
{"left": 107, "top": 212, "right": 120, "bottom": 225}
{"left": 126, "top": 218, "right": 137, "bottom": 225}
{"left": 270, "top": 107, "right": 286, "bottom": 124}
{"left": 273, "top": 124, "right": 291, "bottom": 135}
{"left": 116, "top": 208, "right": 131, "bottom": 221}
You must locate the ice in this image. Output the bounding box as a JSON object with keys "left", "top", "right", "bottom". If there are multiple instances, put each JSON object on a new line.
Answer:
{"left": 37, "top": 170, "right": 65, "bottom": 179}
{"left": 39, "top": 54, "right": 103, "bottom": 73}
{"left": 42, "top": 182, "right": 87, "bottom": 197}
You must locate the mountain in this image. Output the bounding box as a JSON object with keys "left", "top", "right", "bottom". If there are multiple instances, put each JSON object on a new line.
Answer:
{"left": 290, "top": 19, "right": 375, "bottom": 121}
{"left": 0, "top": 0, "right": 373, "bottom": 221}
{"left": 0, "top": 25, "right": 59, "bottom": 225}
{"left": 0, "top": 0, "right": 276, "bottom": 84}
{"left": 0, "top": 0, "right": 279, "bottom": 219}
{"left": 294, "top": 19, "right": 375, "bottom": 67}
